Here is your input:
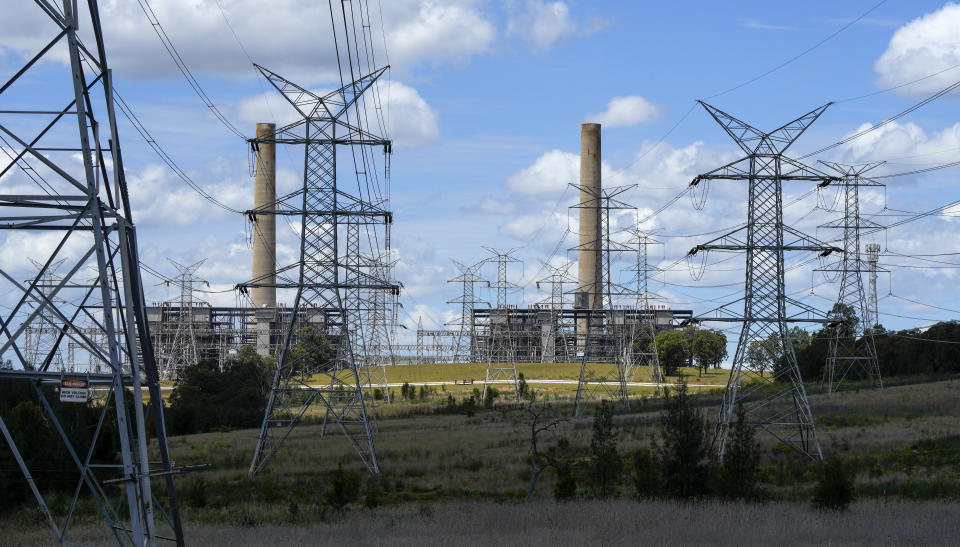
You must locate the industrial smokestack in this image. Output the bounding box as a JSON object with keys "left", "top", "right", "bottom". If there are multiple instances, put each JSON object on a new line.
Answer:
{"left": 251, "top": 122, "right": 276, "bottom": 310}
{"left": 577, "top": 123, "right": 601, "bottom": 311}
{"left": 576, "top": 123, "right": 601, "bottom": 353}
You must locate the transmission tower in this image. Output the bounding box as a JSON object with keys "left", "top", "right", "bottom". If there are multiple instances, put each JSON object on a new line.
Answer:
{"left": 817, "top": 162, "right": 885, "bottom": 393}
{"left": 627, "top": 230, "right": 665, "bottom": 392}
{"left": 572, "top": 184, "right": 635, "bottom": 415}
{"left": 246, "top": 62, "right": 395, "bottom": 476}
{"left": 864, "top": 242, "right": 882, "bottom": 330}
{"left": 481, "top": 248, "right": 522, "bottom": 400}
{"left": 446, "top": 260, "right": 488, "bottom": 363}
{"left": 688, "top": 102, "right": 842, "bottom": 460}
{"left": 360, "top": 254, "right": 396, "bottom": 403}
{"left": 23, "top": 259, "right": 69, "bottom": 372}
{"left": 157, "top": 259, "right": 208, "bottom": 380}
{"left": 0, "top": 2, "right": 184, "bottom": 543}
{"left": 535, "top": 261, "right": 577, "bottom": 363}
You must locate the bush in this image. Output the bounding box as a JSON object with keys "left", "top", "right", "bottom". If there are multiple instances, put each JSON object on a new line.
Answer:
{"left": 325, "top": 466, "right": 362, "bottom": 510}
{"left": 715, "top": 402, "right": 759, "bottom": 500}
{"left": 814, "top": 457, "right": 855, "bottom": 511}
{"left": 484, "top": 387, "right": 500, "bottom": 409}
{"left": 167, "top": 346, "right": 272, "bottom": 435}
{"left": 554, "top": 466, "right": 577, "bottom": 501}
{"left": 588, "top": 400, "right": 622, "bottom": 498}
{"left": 655, "top": 376, "right": 714, "bottom": 499}
{"left": 632, "top": 447, "right": 662, "bottom": 499}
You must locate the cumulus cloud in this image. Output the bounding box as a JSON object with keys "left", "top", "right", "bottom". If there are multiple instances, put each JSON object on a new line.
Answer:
{"left": 235, "top": 80, "right": 439, "bottom": 147}
{"left": 0, "top": 0, "right": 496, "bottom": 82}
{"left": 506, "top": 1, "right": 576, "bottom": 50}
{"left": 833, "top": 120, "right": 960, "bottom": 165}
{"left": 584, "top": 95, "right": 661, "bottom": 128}
{"left": 874, "top": 3, "right": 960, "bottom": 96}
{"left": 388, "top": 1, "right": 497, "bottom": 70}
{"left": 505, "top": 149, "right": 608, "bottom": 198}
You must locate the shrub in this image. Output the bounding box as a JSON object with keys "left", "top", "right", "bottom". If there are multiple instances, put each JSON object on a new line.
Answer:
{"left": 715, "top": 402, "right": 759, "bottom": 499}
{"left": 814, "top": 457, "right": 855, "bottom": 511}
{"left": 554, "top": 466, "right": 577, "bottom": 500}
{"left": 484, "top": 387, "right": 500, "bottom": 409}
{"left": 518, "top": 373, "right": 529, "bottom": 400}
{"left": 655, "top": 376, "right": 714, "bottom": 498}
{"left": 632, "top": 447, "right": 662, "bottom": 499}
{"left": 588, "top": 400, "right": 622, "bottom": 498}
{"left": 325, "top": 466, "right": 362, "bottom": 510}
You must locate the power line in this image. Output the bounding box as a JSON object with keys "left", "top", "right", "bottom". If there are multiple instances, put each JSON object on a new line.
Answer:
{"left": 702, "top": 0, "right": 888, "bottom": 100}
{"left": 135, "top": 0, "right": 245, "bottom": 139}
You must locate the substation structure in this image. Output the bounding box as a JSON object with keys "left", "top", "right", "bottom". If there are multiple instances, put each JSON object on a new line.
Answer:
{"left": 469, "top": 305, "right": 689, "bottom": 364}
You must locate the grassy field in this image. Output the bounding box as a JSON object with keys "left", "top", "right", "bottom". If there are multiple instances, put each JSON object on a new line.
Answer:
{"left": 308, "top": 362, "right": 731, "bottom": 398}
{"left": 3, "top": 375, "right": 959, "bottom": 544}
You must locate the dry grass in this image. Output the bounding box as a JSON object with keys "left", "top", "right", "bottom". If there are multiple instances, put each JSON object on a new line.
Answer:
{"left": 7, "top": 499, "right": 959, "bottom": 546}
{"left": 5, "top": 377, "right": 960, "bottom": 545}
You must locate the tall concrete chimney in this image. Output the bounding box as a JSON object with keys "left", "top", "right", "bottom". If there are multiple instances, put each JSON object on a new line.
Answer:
{"left": 251, "top": 122, "right": 276, "bottom": 309}
{"left": 576, "top": 123, "right": 601, "bottom": 352}
{"left": 577, "top": 123, "right": 601, "bottom": 311}
{"left": 252, "top": 123, "right": 276, "bottom": 357}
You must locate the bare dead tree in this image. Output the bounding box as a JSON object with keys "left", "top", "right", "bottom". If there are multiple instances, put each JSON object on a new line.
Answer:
{"left": 527, "top": 398, "right": 569, "bottom": 501}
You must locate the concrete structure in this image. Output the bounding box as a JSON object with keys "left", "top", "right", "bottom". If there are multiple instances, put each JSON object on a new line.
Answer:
{"left": 577, "top": 123, "right": 602, "bottom": 312}
{"left": 252, "top": 122, "right": 277, "bottom": 356}
{"left": 251, "top": 122, "right": 277, "bottom": 308}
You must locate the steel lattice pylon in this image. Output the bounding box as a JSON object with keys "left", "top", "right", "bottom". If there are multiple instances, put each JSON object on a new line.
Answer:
{"left": 628, "top": 230, "right": 665, "bottom": 393}
{"left": 689, "top": 101, "right": 842, "bottom": 460}
{"left": 0, "top": 2, "right": 184, "bottom": 543}
{"left": 157, "top": 259, "right": 208, "bottom": 380}
{"left": 482, "top": 247, "right": 522, "bottom": 400}
{"left": 817, "top": 162, "right": 885, "bottom": 393}
{"left": 572, "top": 184, "right": 635, "bottom": 415}
{"left": 535, "top": 261, "right": 577, "bottom": 363}
{"left": 446, "top": 260, "right": 488, "bottom": 363}
{"left": 247, "top": 63, "right": 395, "bottom": 476}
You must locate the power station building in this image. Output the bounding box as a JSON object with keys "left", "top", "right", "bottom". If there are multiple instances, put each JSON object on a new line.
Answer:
{"left": 143, "top": 122, "right": 691, "bottom": 376}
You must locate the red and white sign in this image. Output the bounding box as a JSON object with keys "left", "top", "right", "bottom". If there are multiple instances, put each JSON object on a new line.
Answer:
{"left": 60, "top": 379, "right": 89, "bottom": 403}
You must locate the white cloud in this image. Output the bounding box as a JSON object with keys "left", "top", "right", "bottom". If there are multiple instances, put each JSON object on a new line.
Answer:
{"left": 0, "top": 0, "right": 496, "bottom": 82}
{"left": 505, "top": 149, "right": 592, "bottom": 198}
{"left": 506, "top": 1, "right": 576, "bottom": 50}
{"left": 387, "top": 1, "right": 497, "bottom": 71}
{"left": 0, "top": 232, "right": 93, "bottom": 276}
{"left": 874, "top": 3, "right": 960, "bottom": 96}
{"left": 833, "top": 120, "right": 960, "bottom": 164}
{"left": 584, "top": 96, "right": 660, "bottom": 128}
{"left": 235, "top": 81, "right": 439, "bottom": 147}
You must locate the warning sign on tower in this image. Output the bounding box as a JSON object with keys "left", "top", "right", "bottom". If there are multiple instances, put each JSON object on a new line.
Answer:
{"left": 60, "top": 379, "right": 89, "bottom": 403}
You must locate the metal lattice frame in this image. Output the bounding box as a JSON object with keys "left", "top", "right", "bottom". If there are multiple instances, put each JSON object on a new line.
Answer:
{"left": 247, "top": 64, "right": 395, "bottom": 476}
{"left": 157, "top": 259, "right": 207, "bottom": 379}
{"left": 628, "top": 230, "right": 665, "bottom": 392}
{"left": 0, "top": 2, "right": 184, "bottom": 543}
{"left": 572, "top": 184, "right": 635, "bottom": 415}
{"left": 481, "top": 248, "right": 522, "bottom": 400}
{"left": 689, "top": 101, "right": 842, "bottom": 460}
{"left": 817, "top": 162, "right": 885, "bottom": 393}
{"left": 535, "top": 261, "right": 577, "bottom": 363}
{"left": 446, "top": 260, "right": 488, "bottom": 363}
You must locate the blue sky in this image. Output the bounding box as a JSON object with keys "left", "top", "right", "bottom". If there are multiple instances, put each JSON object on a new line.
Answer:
{"left": 3, "top": 0, "right": 960, "bottom": 351}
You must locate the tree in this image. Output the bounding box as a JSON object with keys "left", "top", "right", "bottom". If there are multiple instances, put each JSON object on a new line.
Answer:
{"left": 813, "top": 457, "right": 855, "bottom": 511}
{"left": 167, "top": 345, "right": 272, "bottom": 435}
{"left": 746, "top": 335, "right": 780, "bottom": 378}
{"left": 525, "top": 398, "right": 568, "bottom": 501}
{"left": 655, "top": 330, "right": 690, "bottom": 377}
{"left": 655, "top": 376, "right": 714, "bottom": 498}
{"left": 289, "top": 326, "right": 332, "bottom": 377}
{"left": 693, "top": 329, "right": 728, "bottom": 375}
{"left": 714, "top": 402, "right": 759, "bottom": 499}
{"left": 588, "top": 400, "right": 622, "bottom": 498}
